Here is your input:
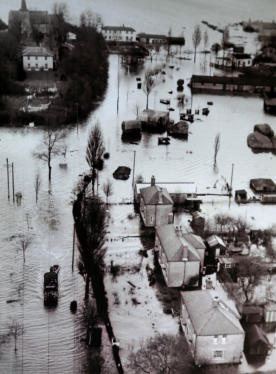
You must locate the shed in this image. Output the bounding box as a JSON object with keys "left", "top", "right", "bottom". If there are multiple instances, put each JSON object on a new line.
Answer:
{"left": 235, "top": 189, "right": 247, "bottom": 203}
{"left": 113, "top": 166, "right": 131, "bottom": 180}
{"left": 264, "top": 302, "right": 276, "bottom": 322}
{"left": 138, "top": 109, "right": 169, "bottom": 131}
{"left": 250, "top": 178, "right": 276, "bottom": 194}
{"left": 242, "top": 304, "right": 263, "bottom": 323}
{"left": 168, "top": 121, "right": 188, "bottom": 137}
{"left": 254, "top": 123, "right": 274, "bottom": 138}
{"left": 245, "top": 324, "right": 271, "bottom": 356}
{"left": 206, "top": 235, "right": 226, "bottom": 258}
{"left": 121, "top": 120, "right": 141, "bottom": 135}
{"left": 261, "top": 195, "right": 276, "bottom": 204}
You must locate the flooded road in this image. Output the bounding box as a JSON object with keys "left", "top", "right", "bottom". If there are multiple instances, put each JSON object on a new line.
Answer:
{"left": 0, "top": 33, "right": 276, "bottom": 374}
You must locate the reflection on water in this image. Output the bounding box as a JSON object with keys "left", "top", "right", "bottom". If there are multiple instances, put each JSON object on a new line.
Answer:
{"left": 0, "top": 30, "right": 276, "bottom": 374}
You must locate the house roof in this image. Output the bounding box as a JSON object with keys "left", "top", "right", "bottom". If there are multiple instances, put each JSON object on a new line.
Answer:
{"left": 181, "top": 290, "right": 244, "bottom": 336}
{"left": 103, "top": 25, "right": 135, "bottom": 32}
{"left": 183, "top": 233, "right": 206, "bottom": 250}
{"left": 246, "top": 324, "right": 271, "bottom": 346}
{"left": 22, "top": 46, "right": 54, "bottom": 57}
{"left": 207, "top": 235, "right": 226, "bottom": 248}
{"left": 156, "top": 225, "right": 201, "bottom": 262}
{"left": 137, "top": 33, "right": 167, "bottom": 39}
{"left": 233, "top": 53, "right": 251, "bottom": 59}
{"left": 191, "top": 74, "right": 276, "bottom": 87}
{"left": 136, "top": 182, "right": 197, "bottom": 195}
{"left": 140, "top": 185, "right": 173, "bottom": 205}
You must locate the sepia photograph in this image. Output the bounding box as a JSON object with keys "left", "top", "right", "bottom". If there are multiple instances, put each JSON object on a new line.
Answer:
{"left": 0, "top": 0, "right": 276, "bottom": 373}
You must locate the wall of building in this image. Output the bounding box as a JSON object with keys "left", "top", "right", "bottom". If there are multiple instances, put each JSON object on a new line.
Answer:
{"left": 103, "top": 29, "right": 136, "bottom": 42}
{"left": 142, "top": 203, "right": 172, "bottom": 227}
{"left": 183, "top": 261, "right": 200, "bottom": 286}
{"left": 194, "top": 333, "right": 244, "bottom": 365}
{"left": 23, "top": 55, "right": 53, "bottom": 71}
{"left": 167, "top": 261, "right": 185, "bottom": 287}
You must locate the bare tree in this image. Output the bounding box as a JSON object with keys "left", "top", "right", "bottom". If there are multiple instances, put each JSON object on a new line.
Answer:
{"left": 19, "top": 234, "right": 31, "bottom": 264}
{"left": 34, "top": 172, "right": 42, "bottom": 204}
{"left": 102, "top": 179, "right": 113, "bottom": 205}
{"left": 34, "top": 128, "right": 66, "bottom": 181}
{"left": 192, "top": 25, "right": 202, "bottom": 63}
{"left": 143, "top": 70, "right": 156, "bottom": 110}
{"left": 9, "top": 321, "right": 24, "bottom": 352}
{"left": 237, "top": 258, "right": 266, "bottom": 303}
{"left": 213, "top": 133, "right": 220, "bottom": 169}
{"left": 128, "top": 334, "right": 192, "bottom": 374}
{"left": 86, "top": 123, "right": 105, "bottom": 196}
{"left": 204, "top": 30, "right": 209, "bottom": 50}
{"left": 78, "top": 197, "right": 107, "bottom": 299}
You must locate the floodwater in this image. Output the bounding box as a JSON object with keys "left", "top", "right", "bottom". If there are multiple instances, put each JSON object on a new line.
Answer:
{"left": 1, "top": 3, "right": 276, "bottom": 373}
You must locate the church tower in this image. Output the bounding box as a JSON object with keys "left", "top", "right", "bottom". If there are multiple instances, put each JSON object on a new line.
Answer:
{"left": 20, "top": 0, "right": 28, "bottom": 11}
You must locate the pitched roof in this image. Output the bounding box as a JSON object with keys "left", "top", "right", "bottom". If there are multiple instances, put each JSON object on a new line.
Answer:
{"left": 183, "top": 233, "right": 206, "bottom": 250}
{"left": 140, "top": 185, "right": 173, "bottom": 205}
{"left": 207, "top": 235, "right": 225, "bottom": 248}
{"left": 137, "top": 33, "right": 167, "bottom": 39}
{"left": 181, "top": 290, "right": 244, "bottom": 336}
{"left": 103, "top": 25, "right": 135, "bottom": 32}
{"left": 233, "top": 53, "right": 251, "bottom": 59}
{"left": 22, "top": 46, "right": 53, "bottom": 57}
{"left": 156, "top": 225, "right": 201, "bottom": 262}
{"left": 246, "top": 324, "right": 271, "bottom": 346}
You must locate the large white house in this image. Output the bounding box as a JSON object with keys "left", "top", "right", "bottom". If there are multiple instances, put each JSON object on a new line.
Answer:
{"left": 102, "top": 25, "right": 136, "bottom": 42}
{"left": 22, "top": 46, "right": 54, "bottom": 71}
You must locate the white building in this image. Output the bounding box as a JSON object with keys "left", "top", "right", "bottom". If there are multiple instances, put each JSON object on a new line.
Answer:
{"left": 102, "top": 25, "right": 136, "bottom": 42}
{"left": 22, "top": 46, "right": 54, "bottom": 71}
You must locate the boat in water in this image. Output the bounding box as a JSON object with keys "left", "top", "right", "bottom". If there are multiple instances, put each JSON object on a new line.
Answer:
{"left": 44, "top": 265, "right": 60, "bottom": 306}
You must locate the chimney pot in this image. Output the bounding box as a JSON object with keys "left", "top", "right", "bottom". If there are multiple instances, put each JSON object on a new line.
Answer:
{"left": 151, "top": 175, "right": 155, "bottom": 186}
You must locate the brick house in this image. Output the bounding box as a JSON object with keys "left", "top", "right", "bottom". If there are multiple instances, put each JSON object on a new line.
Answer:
{"left": 180, "top": 290, "right": 244, "bottom": 365}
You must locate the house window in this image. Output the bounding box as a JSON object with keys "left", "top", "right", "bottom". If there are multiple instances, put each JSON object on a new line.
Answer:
{"left": 213, "top": 335, "right": 218, "bottom": 344}
{"left": 35, "top": 64, "right": 38, "bottom": 69}
{"left": 150, "top": 216, "right": 154, "bottom": 224}
{"left": 45, "top": 64, "right": 48, "bottom": 69}
{"left": 28, "top": 56, "right": 30, "bottom": 60}
{"left": 221, "top": 335, "right": 227, "bottom": 344}
{"left": 35, "top": 56, "right": 38, "bottom": 60}
{"left": 213, "top": 350, "right": 224, "bottom": 359}
{"left": 45, "top": 56, "right": 47, "bottom": 60}
{"left": 225, "top": 263, "right": 232, "bottom": 269}
{"left": 28, "top": 63, "right": 31, "bottom": 69}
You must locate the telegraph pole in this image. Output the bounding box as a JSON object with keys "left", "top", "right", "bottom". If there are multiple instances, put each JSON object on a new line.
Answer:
{"left": 132, "top": 150, "right": 136, "bottom": 188}
{"left": 12, "top": 162, "right": 15, "bottom": 203}
{"left": 6, "top": 158, "right": 10, "bottom": 201}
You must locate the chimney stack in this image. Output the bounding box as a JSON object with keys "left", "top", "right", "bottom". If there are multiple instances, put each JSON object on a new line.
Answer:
{"left": 151, "top": 175, "right": 155, "bottom": 186}
{"left": 212, "top": 295, "right": 219, "bottom": 307}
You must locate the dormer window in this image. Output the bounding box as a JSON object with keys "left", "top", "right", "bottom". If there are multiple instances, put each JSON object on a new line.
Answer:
{"left": 213, "top": 335, "right": 218, "bottom": 344}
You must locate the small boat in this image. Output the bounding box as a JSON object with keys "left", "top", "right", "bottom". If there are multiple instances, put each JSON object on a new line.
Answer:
{"left": 168, "top": 90, "right": 173, "bottom": 94}
{"left": 158, "top": 136, "right": 170, "bottom": 145}
{"left": 44, "top": 265, "right": 60, "bottom": 307}
{"left": 169, "top": 65, "right": 174, "bottom": 69}
{"left": 168, "top": 108, "right": 175, "bottom": 111}
{"left": 160, "top": 99, "right": 170, "bottom": 105}
{"left": 202, "top": 108, "right": 210, "bottom": 115}
{"left": 207, "top": 101, "right": 213, "bottom": 105}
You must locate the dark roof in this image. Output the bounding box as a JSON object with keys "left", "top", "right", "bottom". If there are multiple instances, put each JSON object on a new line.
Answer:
{"left": 191, "top": 74, "right": 276, "bottom": 87}
{"left": 156, "top": 225, "right": 201, "bottom": 262}
{"left": 243, "top": 305, "right": 263, "bottom": 315}
{"left": 233, "top": 53, "right": 251, "bottom": 59}
{"left": 246, "top": 324, "right": 271, "bottom": 346}
{"left": 181, "top": 291, "right": 243, "bottom": 335}
{"left": 250, "top": 178, "right": 276, "bottom": 192}
{"left": 137, "top": 33, "right": 167, "bottom": 39}
{"left": 183, "top": 233, "right": 205, "bottom": 250}
{"left": 207, "top": 235, "right": 226, "bottom": 248}
{"left": 140, "top": 185, "right": 173, "bottom": 205}
{"left": 22, "top": 46, "right": 53, "bottom": 57}
{"left": 103, "top": 25, "right": 135, "bottom": 32}
{"left": 262, "top": 22, "right": 276, "bottom": 30}
{"left": 29, "top": 10, "right": 49, "bottom": 24}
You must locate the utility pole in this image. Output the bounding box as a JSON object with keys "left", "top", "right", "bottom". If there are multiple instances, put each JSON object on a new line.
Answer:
{"left": 230, "top": 163, "right": 234, "bottom": 194}
{"left": 12, "top": 162, "right": 15, "bottom": 203}
{"left": 72, "top": 223, "right": 75, "bottom": 272}
{"left": 76, "top": 102, "right": 79, "bottom": 134}
{"left": 6, "top": 158, "right": 10, "bottom": 201}
{"left": 132, "top": 150, "right": 136, "bottom": 188}
{"left": 117, "top": 55, "right": 120, "bottom": 114}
